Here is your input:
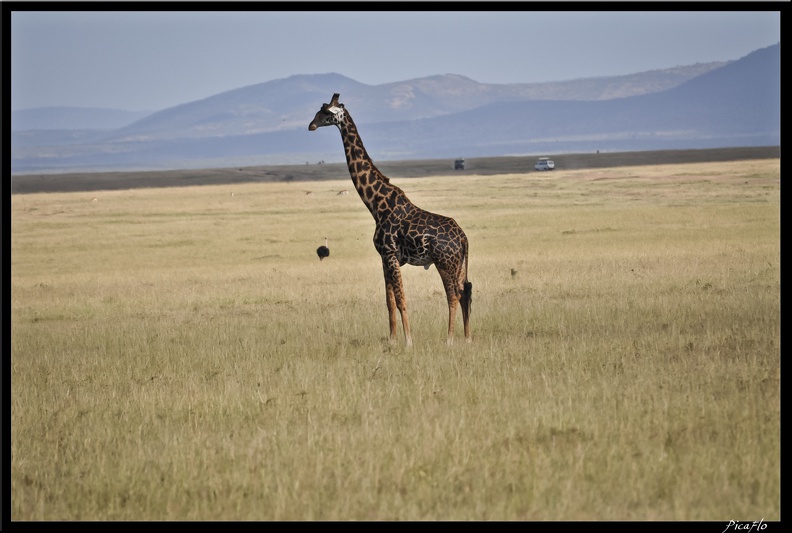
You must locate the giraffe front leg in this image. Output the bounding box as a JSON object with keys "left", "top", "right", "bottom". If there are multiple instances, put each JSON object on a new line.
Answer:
{"left": 384, "top": 281, "right": 399, "bottom": 344}
{"left": 383, "top": 256, "right": 412, "bottom": 347}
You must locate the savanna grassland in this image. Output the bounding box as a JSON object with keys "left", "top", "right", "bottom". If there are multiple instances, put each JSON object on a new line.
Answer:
{"left": 10, "top": 158, "right": 780, "bottom": 521}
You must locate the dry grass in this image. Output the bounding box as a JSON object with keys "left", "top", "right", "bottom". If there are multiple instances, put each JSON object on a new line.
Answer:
{"left": 10, "top": 159, "right": 780, "bottom": 520}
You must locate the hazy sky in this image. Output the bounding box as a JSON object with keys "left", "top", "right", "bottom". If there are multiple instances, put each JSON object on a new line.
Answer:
{"left": 10, "top": 9, "right": 781, "bottom": 112}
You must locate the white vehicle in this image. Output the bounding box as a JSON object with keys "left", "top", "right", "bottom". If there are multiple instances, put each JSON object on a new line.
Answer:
{"left": 534, "top": 157, "right": 555, "bottom": 171}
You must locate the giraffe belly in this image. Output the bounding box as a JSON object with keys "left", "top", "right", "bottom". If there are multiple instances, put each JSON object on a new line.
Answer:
{"left": 404, "top": 253, "right": 433, "bottom": 268}
{"left": 399, "top": 234, "right": 433, "bottom": 268}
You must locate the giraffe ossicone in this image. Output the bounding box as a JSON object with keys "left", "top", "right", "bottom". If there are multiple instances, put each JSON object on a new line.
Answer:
{"left": 309, "top": 93, "right": 472, "bottom": 346}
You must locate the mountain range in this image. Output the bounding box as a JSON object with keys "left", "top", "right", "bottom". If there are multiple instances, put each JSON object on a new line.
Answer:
{"left": 10, "top": 44, "right": 779, "bottom": 175}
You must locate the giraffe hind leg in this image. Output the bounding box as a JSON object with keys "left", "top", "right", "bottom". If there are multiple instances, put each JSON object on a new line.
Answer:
{"left": 446, "top": 296, "right": 460, "bottom": 345}
{"left": 438, "top": 266, "right": 463, "bottom": 344}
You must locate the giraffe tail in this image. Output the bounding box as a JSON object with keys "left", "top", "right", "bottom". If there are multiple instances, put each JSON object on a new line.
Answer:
{"left": 461, "top": 241, "right": 472, "bottom": 317}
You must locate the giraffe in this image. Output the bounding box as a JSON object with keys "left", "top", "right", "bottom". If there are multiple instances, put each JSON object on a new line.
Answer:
{"left": 309, "top": 93, "right": 472, "bottom": 346}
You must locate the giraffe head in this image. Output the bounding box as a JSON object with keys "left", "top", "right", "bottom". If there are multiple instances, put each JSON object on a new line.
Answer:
{"left": 308, "top": 93, "right": 346, "bottom": 131}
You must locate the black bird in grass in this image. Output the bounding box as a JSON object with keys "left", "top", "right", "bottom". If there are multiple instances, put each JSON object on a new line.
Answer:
{"left": 317, "top": 237, "right": 330, "bottom": 261}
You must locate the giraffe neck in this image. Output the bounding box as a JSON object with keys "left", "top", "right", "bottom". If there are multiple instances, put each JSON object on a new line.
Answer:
{"left": 335, "top": 113, "right": 408, "bottom": 219}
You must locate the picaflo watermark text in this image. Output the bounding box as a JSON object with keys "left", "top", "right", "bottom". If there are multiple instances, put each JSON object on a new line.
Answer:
{"left": 722, "top": 520, "right": 767, "bottom": 533}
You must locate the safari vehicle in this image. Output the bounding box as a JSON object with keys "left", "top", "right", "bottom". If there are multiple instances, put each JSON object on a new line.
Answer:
{"left": 534, "top": 157, "right": 555, "bottom": 171}
{"left": 454, "top": 158, "right": 465, "bottom": 170}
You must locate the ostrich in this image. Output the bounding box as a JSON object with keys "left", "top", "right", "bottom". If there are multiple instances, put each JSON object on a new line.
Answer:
{"left": 316, "top": 237, "right": 330, "bottom": 261}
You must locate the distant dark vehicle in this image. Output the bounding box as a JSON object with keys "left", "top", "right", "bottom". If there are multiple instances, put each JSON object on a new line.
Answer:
{"left": 534, "top": 157, "right": 555, "bottom": 171}
{"left": 454, "top": 158, "right": 465, "bottom": 170}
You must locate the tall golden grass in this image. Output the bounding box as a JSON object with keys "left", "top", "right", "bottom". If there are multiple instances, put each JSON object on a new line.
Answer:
{"left": 10, "top": 159, "right": 779, "bottom": 520}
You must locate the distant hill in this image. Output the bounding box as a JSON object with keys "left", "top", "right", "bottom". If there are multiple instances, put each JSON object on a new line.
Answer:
{"left": 83, "top": 62, "right": 734, "bottom": 142}
{"left": 9, "top": 45, "right": 778, "bottom": 175}
{"left": 360, "top": 44, "right": 780, "bottom": 159}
